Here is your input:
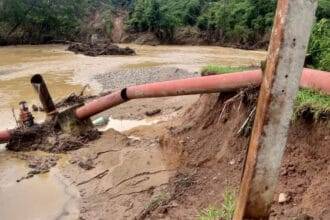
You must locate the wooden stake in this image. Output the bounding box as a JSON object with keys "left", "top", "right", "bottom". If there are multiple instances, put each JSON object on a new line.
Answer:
{"left": 233, "top": 0, "right": 318, "bottom": 219}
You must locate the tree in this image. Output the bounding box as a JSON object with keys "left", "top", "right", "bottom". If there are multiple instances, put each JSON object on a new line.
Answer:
{"left": 308, "top": 19, "right": 330, "bottom": 71}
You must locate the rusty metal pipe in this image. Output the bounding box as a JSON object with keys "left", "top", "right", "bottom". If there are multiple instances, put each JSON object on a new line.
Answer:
{"left": 300, "top": 68, "right": 330, "bottom": 94}
{"left": 75, "top": 68, "right": 330, "bottom": 120}
{"left": 0, "top": 130, "right": 11, "bottom": 144}
{"left": 75, "top": 70, "right": 262, "bottom": 119}
{"left": 127, "top": 70, "right": 262, "bottom": 98}
{"left": 75, "top": 90, "right": 126, "bottom": 120}
{"left": 0, "top": 68, "right": 329, "bottom": 143}
{"left": 31, "top": 74, "right": 56, "bottom": 115}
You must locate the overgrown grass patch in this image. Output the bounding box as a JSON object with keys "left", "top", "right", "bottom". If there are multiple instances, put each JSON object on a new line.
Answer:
{"left": 201, "top": 65, "right": 252, "bottom": 75}
{"left": 197, "top": 190, "right": 236, "bottom": 220}
{"left": 201, "top": 65, "right": 330, "bottom": 120}
{"left": 294, "top": 89, "right": 330, "bottom": 119}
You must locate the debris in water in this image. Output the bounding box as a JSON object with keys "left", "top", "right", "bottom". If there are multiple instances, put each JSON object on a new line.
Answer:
{"left": 16, "top": 154, "right": 60, "bottom": 182}
{"left": 145, "top": 109, "right": 162, "bottom": 116}
{"left": 93, "top": 116, "right": 109, "bottom": 127}
{"left": 19, "top": 101, "right": 34, "bottom": 128}
{"left": 68, "top": 42, "right": 135, "bottom": 57}
{"left": 6, "top": 121, "right": 101, "bottom": 153}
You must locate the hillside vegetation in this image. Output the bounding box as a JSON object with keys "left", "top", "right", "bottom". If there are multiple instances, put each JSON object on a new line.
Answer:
{"left": 0, "top": 0, "right": 329, "bottom": 70}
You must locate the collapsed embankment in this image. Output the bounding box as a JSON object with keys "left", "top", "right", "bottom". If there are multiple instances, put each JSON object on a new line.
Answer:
{"left": 2, "top": 86, "right": 329, "bottom": 219}
{"left": 141, "top": 90, "right": 330, "bottom": 219}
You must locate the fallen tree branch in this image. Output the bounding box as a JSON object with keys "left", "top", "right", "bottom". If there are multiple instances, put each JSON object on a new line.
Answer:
{"left": 236, "top": 106, "right": 256, "bottom": 136}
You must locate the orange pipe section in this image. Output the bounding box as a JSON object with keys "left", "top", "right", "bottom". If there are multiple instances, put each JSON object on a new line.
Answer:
{"left": 127, "top": 70, "right": 262, "bottom": 98}
{"left": 0, "top": 130, "right": 11, "bottom": 144}
{"left": 75, "top": 70, "right": 262, "bottom": 119}
{"left": 300, "top": 68, "right": 330, "bottom": 94}
{"left": 75, "top": 90, "right": 124, "bottom": 122}
{"left": 75, "top": 68, "right": 329, "bottom": 120}
{"left": 1, "top": 68, "right": 329, "bottom": 143}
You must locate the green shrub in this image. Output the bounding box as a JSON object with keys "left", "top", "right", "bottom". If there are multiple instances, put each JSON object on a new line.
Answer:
{"left": 201, "top": 65, "right": 252, "bottom": 75}
{"left": 294, "top": 89, "right": 330, "bottom": 120}
{"left": 198, "top": 190, "right": 236, "bottom": 220}
{"left": 308, "top": 19, "right": 330, "bottom": 71}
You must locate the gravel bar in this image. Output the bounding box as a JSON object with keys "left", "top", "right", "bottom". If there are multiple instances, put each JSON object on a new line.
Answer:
{"left": 95, "top": 67, "right": 199, "bottom": 91}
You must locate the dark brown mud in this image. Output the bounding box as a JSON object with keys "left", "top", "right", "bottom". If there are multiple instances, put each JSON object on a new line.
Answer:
{"left": 67, "top": 42, "right": 135, "bottom": 56}
{"left": 6, "top": 120, "right": 100, "bottom": 153}
{"left": 142, "top": 91, "right": 330, "bottom": 219}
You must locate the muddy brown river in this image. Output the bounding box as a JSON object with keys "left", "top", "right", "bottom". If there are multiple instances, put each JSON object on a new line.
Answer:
{"left": 0, "top": 44, "right": 266, "bottom": 130}
{"left": 0, "top": 44, "right": 266, "bottom": 220}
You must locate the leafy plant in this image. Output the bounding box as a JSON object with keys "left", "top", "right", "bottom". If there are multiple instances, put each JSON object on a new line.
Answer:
{"left": 307, "top": 18, "right": 330, "bottom": 71}
{"left": 294, "top": 89, "right": 330, "bottom": 120}
{"left": 201, "top": 65, "right": 252, "bottom": 75}
{"left": 198, "top": 190, "right": 236, "bottom": 220}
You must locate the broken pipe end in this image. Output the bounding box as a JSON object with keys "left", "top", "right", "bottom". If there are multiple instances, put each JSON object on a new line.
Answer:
{"left": 0, "top": 129, "right": 12, "bottom": 144}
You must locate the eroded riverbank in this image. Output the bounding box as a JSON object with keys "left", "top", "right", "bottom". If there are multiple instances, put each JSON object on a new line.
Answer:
{"left": 0, "top": 44, "right": 266, "bottom": 220}
{"left": 0, "top": 44, "right": 266, "bottom": 126}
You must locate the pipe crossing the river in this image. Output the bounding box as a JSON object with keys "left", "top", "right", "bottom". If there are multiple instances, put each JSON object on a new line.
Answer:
{"left": 0, "top": 67, "right": 329, "bottom": 143}
{"left": 75, "top": 68, "right": 330, "bottom": 120}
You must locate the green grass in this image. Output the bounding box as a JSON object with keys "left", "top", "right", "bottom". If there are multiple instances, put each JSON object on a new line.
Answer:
{"left": 197, "top": 190, "right": 236, "bottom": 220}
{"left": 202, "top": 65, "right": 330, "bottom": 120}
{"left": 201, "top": 65, "right": 252, "bottom": 75}
{"left": 294, "top": 89, "right": 330, "bottom": 119}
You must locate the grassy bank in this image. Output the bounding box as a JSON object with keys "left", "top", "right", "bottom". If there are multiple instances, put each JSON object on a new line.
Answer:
{"left": 202, "top": 65, "right": 330, "bottom": 120}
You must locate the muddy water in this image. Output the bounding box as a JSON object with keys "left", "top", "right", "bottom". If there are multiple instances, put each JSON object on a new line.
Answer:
{"left": 0, "top": 153, "right": 79, "bottom": 220}
{"left": 98, "top": 116, "right": 160, "bottom": 132}
{"left": 0, "top": 44, "right": 266, "bottom": 219}
{"left": 0, "top": 44, "right": 266, "bottom": 130}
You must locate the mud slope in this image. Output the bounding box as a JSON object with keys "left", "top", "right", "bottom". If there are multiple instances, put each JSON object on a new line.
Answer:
{"left": 148, "top": 90, "right": 329, "bottom": 219}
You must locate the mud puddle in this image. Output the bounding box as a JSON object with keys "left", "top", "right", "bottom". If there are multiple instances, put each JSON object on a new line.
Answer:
{"left": 0, "top": 154, "right": 79, "bottom": 220}
{"left": 98, "top": 116, "right": 160, "bottom": 132}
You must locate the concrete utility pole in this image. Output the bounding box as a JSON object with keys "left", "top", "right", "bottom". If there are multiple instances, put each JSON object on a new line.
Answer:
{"left": 233, "top": 0, "right": 318, "bottom": 219}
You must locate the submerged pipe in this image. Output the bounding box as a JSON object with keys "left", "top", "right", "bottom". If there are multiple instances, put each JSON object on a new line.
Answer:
{"left": 75, "top": 68, "right": 330, "bottom": 120}
{"left": 31, "top": 74, "right": 57, "bottom": 115}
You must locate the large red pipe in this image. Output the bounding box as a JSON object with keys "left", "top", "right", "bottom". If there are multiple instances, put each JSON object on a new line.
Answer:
{"left": 0, "top": 130, "right": 11, "bottom": 144}
{"left": 75, "top": 70, "right": 262, "bottom": 119}
{"left": 75, "top": 68, "right": 330, "bottom": 120}
{"left": 300, "top": 68, "right": 330, "bottom": 93}
{"left": 1, "top": 68, "right": 329, "bottom": 143}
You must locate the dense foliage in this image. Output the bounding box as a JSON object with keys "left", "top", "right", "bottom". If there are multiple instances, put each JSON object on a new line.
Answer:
{"left": 307, "top": 0, "right": 330, "bottom": 71}
{"left": 0, "top": 0, "right": 119, "bottom": 44}
{"left": 127, "top": 0, "right": 329, "bottom": 70}
{"left": 0, "top": 0, "right": 87, "bottom": 43}
{"left": 308, "top": 19, "right": 330, "bottom": 71}
{"left": 0, "top": 0, "right": 329, "bottom": 70}
{"left": 127, "top": 0, "right": 276, "bottom": 44}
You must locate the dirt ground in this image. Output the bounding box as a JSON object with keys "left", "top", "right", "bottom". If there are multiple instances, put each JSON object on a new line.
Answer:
{"left": 6, "top": 90, "right": 330, "bottom": 220}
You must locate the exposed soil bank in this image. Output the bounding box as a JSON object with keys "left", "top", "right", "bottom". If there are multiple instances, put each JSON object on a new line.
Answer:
{"left": 2, "top": 88, "right": 329, "bottom": 219}
{"left": 122, "top": 29, "right": 269, "bottom": 50}
{"left": 141, "top": 91, "right": 329, "bottom": 219}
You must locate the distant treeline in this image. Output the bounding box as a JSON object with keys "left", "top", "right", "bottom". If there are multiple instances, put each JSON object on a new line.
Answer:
{"left": 0, "top": 0, "right": 329, "bottom": 70}
{"left": 126, "top": 0, "right": 329, "bottom": 70}
{"left": 128, "top": 0, "right": 276, "bottom": 46}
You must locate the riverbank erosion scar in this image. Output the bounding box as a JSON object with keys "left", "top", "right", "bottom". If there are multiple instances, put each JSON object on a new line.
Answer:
{"left": 67, "top": 42, "right": 135, "bottom": 56}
